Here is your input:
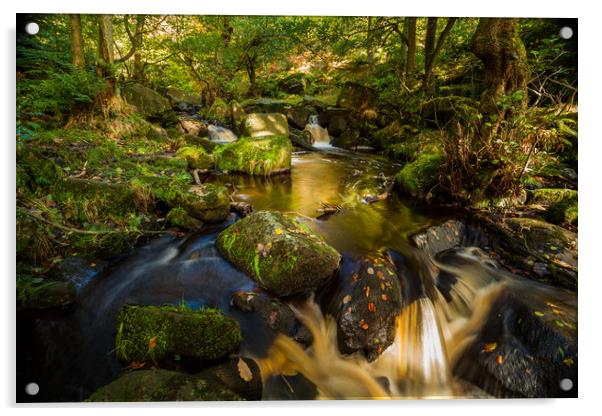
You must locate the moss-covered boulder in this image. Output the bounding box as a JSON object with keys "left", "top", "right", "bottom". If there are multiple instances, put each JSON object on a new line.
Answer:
{"left": 231, "top": 101, "right": 246, "bottom": 126}
{"left": 166, "top": 207, "right": 203, "bottom": 230}
{"left": 122, "top": 83, "right": 175, "bottom": 123}
{"left": 207, "top": 98, "right": 230, "bottom": 122}
{"left": 175, "top": 146, "right": 214, "bottom": 170}
{"left": 216, "top": 211, "right": 341, "bottom": 297}
{"left": 87, "top": 369, "right": 243, "bottom": 402}
{"left": 242, "top": 113, "right": 290, "bottom": 138}
{"left": 527, "top": 188, "right": 578, "bottom": 226}
{"left": 318, "top": 108, "right": 350, "bottom": 137}
{"left": 154, "top": 183, "right": 230, "bottom": 223}
{"left": 394, "top": 152, "right": 444, "bottom": 199}
{"left": 115, "top": 305, "right": 241, "bottom": 364}
{"left": 286, "top": 106, "right": 314, "bottom": 129}
{"left": 213, "top": 136, "right": 292, "bottom": 175}
{"left": 17, "top": 277, "right": 76, "bottom": 311}
{"left": 477, "top": 215, "right": 578, "bottom": 289}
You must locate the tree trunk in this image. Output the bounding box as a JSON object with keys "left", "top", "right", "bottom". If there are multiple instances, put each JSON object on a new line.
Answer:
{"left": 423, "top": 18, "right": 438, "bottom": 96}
{"left": 367, "top": 17, "right": 374, "bottom": 74}
{"left": 423, "top": 18, "right": 457, "bottom": 96}
{"left": 132, "top": 15, "right": 145, "bottom": 80}
{"left": 404, "top": 17, "right": 416, "bottom": 82}
{"left": 472, "top": 18, "right": 528, "bottom": 118}
{"left": 97, "top": 15, "right": 116, "bottom": 96}
{"left": 69, "top": 15, "right": 85, "bottom": 69}
{"left": 246, "top": 56, "right": 257, "bottom": 97}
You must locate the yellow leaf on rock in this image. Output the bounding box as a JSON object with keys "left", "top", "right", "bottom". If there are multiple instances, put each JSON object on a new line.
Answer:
{"left": 237, "top": 357, "right": 253, "bottom": 382}
{"left": 274, "top": 228, "right": 283, "bottom": 235}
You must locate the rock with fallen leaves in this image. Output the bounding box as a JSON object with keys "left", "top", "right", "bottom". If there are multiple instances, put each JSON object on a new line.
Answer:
{"left": 216, "top": 210, "right": 341, "bottom": 297}
{"left": 86, "top": 368, "right": 243, "bottom": 402}
{"left": 326, "top": 253, "right": 402, "bottom": 361}
{"left": 198, "top": 356, "right": 263, "bottom": 400}
{"left": 454, "top": 287, "right": 577, "bottom": 398}
{"left": 115, "top": 304, "right": 241, "bottom": 364}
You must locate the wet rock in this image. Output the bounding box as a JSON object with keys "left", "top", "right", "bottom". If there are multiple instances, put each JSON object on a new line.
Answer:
{"left": 166, "top": 207, "right": 203, "bottom": 230}
{"left": 410, "top": 220, "right": 488, "bottom": 259}
{"left": 86, "top": 369, "right": 243, "bottom": 401}
{"left": 175, "top": 145, "right": 214, "bottom": 170}
{"left": 318, "top": 108, "right": 350, "bottom": 137}
{"left": 199, "top": 356, "right": 263, "bottom": 400}
{"left": 286, "top": 106, "right": 315, "bottom": 129}
{"left": 454, "top": 288, "right": 577, "bottom": 398}
{"left": 16, "top": 278, "right": 76, "bottom": 311}
{"left": 216, "top": 211, "right": 341, "bottom": 297}
{"left": 177, "top": 116, "right": 208, "bottom": 137}
{"left": 330, "top": 254, "right": 402, "bottom": 361}
{"left": 330, "top": 129, "right": 361, "bottom": 149}
{"left": 336, "top": 82, "right": 377, "bottom": 113}
{"left": 230, "top": 201, "right": 253, "bottom": 218}
{"left": 50, "top": 255, "right": 105, "bottom": 292}
{"left": 394, "top": 152, "right": 444, "bottom": 200}
{"left": 213, "top": 136, "right": 292, "bottom": 175}
{"left": 476, "top": 215, "right": 578, "bottom": 289}
{"left": 231, "top": 291, "right": 298, "bottom": 337}
{"left": 122, "top": 83, "right": 175, "bottom": 123}
{"left": 242, "top": 113, "right": 290, "bottom": 138}
{"left": 164, "top": 87, "right": 202, "bottom": 111}
{"left": 526, "top": 188, "right": 578, "bottom": 226}
{"left": 115, "top": 305, "right": 241, "bottom": 364}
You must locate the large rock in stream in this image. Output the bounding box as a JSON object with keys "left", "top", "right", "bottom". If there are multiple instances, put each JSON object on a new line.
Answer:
{"left": 164, "top": 86, "right": 202, "bottom": 111}
{"left": 454, "top": 287, "right": 577, "bottom": 398}
{"left": 242, "top": 113, "right": 290, "bottom": 138}
{"left": 323, "top": 254, "right": 402, "bottom": 361}
{"left": 216, "top": 211, "right": 341, "bottom": 297}
{"left": 115, "top": 305, "right": 241, "bottom": 364}
{"left": 213, "top": 135, "right": 292, "bottom": 175}
{"left": 87, "top": 369, "right": 244, "bottom": 402}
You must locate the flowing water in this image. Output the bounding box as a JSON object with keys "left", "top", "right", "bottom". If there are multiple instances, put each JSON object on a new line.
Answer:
{"left": 17, "top": 148, "right": 577, "bottom": 402}
{"left": 208, "top": 124, "right": 238, "bottom": 142}
{"left": 304, "top": 115, "right": 331, "bottom": 148}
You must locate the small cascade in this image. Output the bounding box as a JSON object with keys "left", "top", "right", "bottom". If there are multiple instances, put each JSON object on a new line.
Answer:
{"left": 208, "top": 124, "right": 237, "bottom": 142}
{"left": 304, "top": 115, "right": 330, "bottom": 147}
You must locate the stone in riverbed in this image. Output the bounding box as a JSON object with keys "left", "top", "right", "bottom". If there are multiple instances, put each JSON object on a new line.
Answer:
{"left": 328, "top": 254, "right": 402, "bottom": 361}
{"left": 175, "top": 145, "right": 214, "bottom": 170}
{"left": 166, "top": 207, "right": 203, "bottom": 230}
{"left": 86, "top": 369, "right": 243, "bottom": 402}
{"left": 216, "top": 211, "right": 341, "bottom": 297}
{"left": 115, "top": 304, "right": 241, "bottom": 364}
{"left": 394, "top": 152, "right": 444, "bottom": 200}
{"left": 16, "top": 278, "right": 76, "bottom": 311}
{"left": 122, "top": 83, "right": 175, "bottom": 123}
{"left": 526, "top": 188, "right": 578, "bottom": 226}
{"left": 213, "top": 135, "right": 292, "bottom": 176}
{"left": 177, "top": 116, "right": 208, "bottom": 137}
{"left": 154, "top": 182, "right": 230, "bottom": 223}
{"left": 454, "top": 287, "right": 577, "bottom": 397}
{"left": 242, "top": 113, "right": 290, "bottom": 138}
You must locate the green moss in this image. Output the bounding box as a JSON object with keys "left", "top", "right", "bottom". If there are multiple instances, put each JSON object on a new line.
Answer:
{"left": 216, "top": 210, "right": 341, "bottom": 297}
{"left": 528, "top": 188, "right": 578, "bottom": 226}
{"left": 213, "top": 136, "right": 292, "bottom": 176}
{"left": 115, "top": 304, "right": 241, "bottom": 364}
{"left": 175, "top": 146, "right": 214, "bottom": 170}
{"left": 86, "top": 369, "right": 244, "bottom": 402}
{"left": 166, "top": 207, "right": 203, "bottom": 230}
{"left": 395, "top": 152, "right": 444, "bottom": 198}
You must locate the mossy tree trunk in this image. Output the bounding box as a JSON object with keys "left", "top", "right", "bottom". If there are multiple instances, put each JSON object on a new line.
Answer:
{"left": 423, "top": 17, "right": 457, "bottom": 96}
{"left": 97, "top": 15, "right": 116, "bottom": 97}
{"left": 404, "top": 17, "right": 416, "bottom": 83}
{"left": 69, "top": 14, "right": 85, "bottom": 69}
{"left": 472, "top": 18, "right": 528, "bottom": 119}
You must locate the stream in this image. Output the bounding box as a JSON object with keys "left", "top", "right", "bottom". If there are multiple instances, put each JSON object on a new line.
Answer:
{"left": 16, "top": 147, "right": 577, "bottom": 402}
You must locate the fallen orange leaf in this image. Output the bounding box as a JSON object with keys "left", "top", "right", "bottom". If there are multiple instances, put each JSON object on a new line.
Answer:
{"left": 148, "top": 336, "right": 158, "bottom": 350}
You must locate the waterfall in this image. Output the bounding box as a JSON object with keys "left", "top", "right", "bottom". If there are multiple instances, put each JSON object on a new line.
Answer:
{"left": 304, "top": 115, "right": 331, "bottom": 147}
{"left": 208, "top": 124, "right": 237, "bottom": 142}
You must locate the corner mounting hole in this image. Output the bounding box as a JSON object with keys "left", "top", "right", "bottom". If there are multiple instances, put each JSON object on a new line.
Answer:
{"left": 25, "top": 22, "right": 39, "bottom": 35}
{"left": 559, "top": 378, "right": 573, "bottom": 391}
{"left": 559, "top": 26, "right": 573, "bottom": 40}
{"left": 25, "top": 382, "right": 39, "bottom": 396}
